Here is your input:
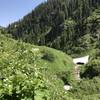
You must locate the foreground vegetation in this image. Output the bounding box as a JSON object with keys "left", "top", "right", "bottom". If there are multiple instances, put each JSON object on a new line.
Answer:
{"left": 0, "top": 32, "right": 75, "bottom": 99}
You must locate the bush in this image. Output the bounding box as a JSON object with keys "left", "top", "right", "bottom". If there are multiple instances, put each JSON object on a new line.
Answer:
{"left": 0, "top": 46, "right": 50, "bottom": 99}
{"left": 70, "top": 77, "right": 100, "bottom": 99}
{"left": 41, "top": 50, "right": 55, "bottom": 62}
{"left": 81, "top": 59, "right": 100, "bottom": 79}
{"left": 0, "top": 42, "right": 74, "bottom": 100}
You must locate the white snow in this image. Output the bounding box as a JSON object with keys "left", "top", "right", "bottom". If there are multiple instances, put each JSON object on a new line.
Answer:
{"left": 64, "top": 85, "right": 72, "bottom": 91}
{"left": 73, "top": 55, "right": 89, "bottom": 64}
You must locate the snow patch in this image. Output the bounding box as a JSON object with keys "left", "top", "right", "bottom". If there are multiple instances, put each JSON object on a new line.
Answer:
{"left": 73, "top": 55, "right": 89, "bottom": 64}
{"left": 64, "top": 85, "right": 72, "bottom": 91}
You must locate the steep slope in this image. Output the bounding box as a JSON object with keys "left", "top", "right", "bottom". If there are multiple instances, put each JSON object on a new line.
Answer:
{"left": 0, "top": 32, "right": 74, "bottom": 99}
{"left": 0, "top": 33, "right": 74, "bottom": 76}
{"left": 1, "top": 33, "right": 100, "bottom": 100}
{"left": 7, "top": 0, "right": 100, "bottom": 57}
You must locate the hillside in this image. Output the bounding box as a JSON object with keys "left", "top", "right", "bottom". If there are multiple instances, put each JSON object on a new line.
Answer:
{"left": 7, "top": 0, "right": 100, "bottom": 57}
{"left": 0, "top": 32, "right": 100, "bottom": 99}
{"left": 0, "top": 32, "right": 74, "bottom": 76}
{"left": 0, "top": 32, "right": 75, "bottom": 99}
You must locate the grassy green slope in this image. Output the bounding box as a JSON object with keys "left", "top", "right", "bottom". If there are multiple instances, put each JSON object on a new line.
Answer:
{"left": 0, "top": 33, "right": 74, "bottom": 83}
{"left": 0, "top": 33, "right": 75, "bottom": 99}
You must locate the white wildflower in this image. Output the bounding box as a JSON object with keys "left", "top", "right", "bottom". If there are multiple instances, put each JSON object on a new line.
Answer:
{"left": 31, "top": 48, "right": 39, "bottom": 52}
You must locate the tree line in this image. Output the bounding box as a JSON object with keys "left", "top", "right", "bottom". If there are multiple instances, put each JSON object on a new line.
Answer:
{"left": 7, "top": 0, "right": 100, "bottom": 55}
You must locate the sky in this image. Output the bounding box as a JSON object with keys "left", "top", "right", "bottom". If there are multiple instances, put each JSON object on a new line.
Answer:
{"left": 0, "top": 0, "right": 46, "bottom": 27}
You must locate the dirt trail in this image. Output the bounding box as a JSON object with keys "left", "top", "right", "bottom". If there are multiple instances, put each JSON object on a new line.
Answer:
{"left": 73, "top": 65, "right": 80, "bottom": 80}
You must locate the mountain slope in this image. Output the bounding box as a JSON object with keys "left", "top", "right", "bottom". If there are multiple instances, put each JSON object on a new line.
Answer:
{"left": 0, "top": 32, "right": 74, "bottom": 99}
{"left": 0, "top": 31, "right": 100, "bottom": 99}
{"left": 7, "top": 0, "right": 100, "bottom": 57}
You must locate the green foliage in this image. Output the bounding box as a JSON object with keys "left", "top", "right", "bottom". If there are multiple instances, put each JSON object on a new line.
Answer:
{"left": 80, "top": 49, "right": 100, "bottom": 79}
{"left": 0, "top": 34, "right": 74, "bottom": 99}
{"left": 6, "top": 0, "right": 100, "bottom": 56}
{"left": 0, "top": 41, "right": 49, "bottom": 99}
{"left": 70, "top": 77, "right": 100, "bottom": 99}
{"left": 57, "top": 71, "right": 73, "bottom": 85}
{"left": 41, "top": 50, "right": 55, "bottom": 62}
